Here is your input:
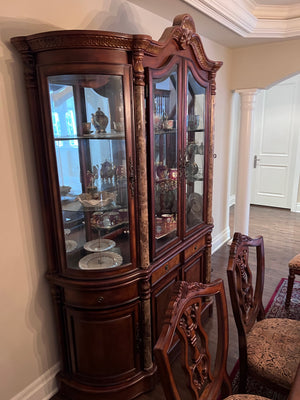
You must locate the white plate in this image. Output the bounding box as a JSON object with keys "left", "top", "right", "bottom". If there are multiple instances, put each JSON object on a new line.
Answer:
{"left": 84, "top": 238, "right": 116, "bottom": 252}
{"left": 79, "top": 251, "right": 123, "bottom": 270}
{"left": 65, "top": 240, "right": 77, "bottom": 253}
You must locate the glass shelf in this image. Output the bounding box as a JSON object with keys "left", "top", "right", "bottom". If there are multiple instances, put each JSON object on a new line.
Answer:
{"left": 54, "top": 133, "right": 125, "bottom": 140}
{"left": 154, "top": 129, "right": 177, "bottom": 135}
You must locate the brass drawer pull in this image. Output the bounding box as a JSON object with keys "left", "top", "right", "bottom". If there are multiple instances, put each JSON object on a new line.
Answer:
{"left": 194, "top": 245, "right": 198, "bottom": 251}
{"left": 165, "top": 264, "right": 169, "bottom": 271}
{"left": 97, "top": 296, "right": 104, "bottom": 303}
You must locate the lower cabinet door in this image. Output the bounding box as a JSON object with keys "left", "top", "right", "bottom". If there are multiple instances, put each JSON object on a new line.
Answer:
{"left": 65, "top": 301, "right": 141, "bottom": 385}
{"left": 151, "top": 269, "right": 179, "bottom": 344}
{"left": 182, "top": 252, "right": 205, "bottom": 283}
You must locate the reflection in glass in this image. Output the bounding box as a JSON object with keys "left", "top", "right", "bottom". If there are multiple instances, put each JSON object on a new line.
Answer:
{"left": 152, "top": 65, "right": 178, "bottom": 250}
{"left": 185, "top": 68, "right": 206, "bottom": 229}
{"left": 48, "top": 74, "right": 130, "bottom": 270}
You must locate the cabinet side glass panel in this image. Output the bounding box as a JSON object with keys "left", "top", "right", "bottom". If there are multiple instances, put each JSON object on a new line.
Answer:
{"left": 185, "top": 68, "right": 206, "bottom": 230}
{"left": 152, "top": 66, "right": 178, "bottom": 251}
{"left": 48, "top": 74, "right": 130, "bottom": 270}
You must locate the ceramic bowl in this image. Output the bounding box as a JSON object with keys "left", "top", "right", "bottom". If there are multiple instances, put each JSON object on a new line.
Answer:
{"left": 78, "top": 191, "right": 115, "bottom": 208}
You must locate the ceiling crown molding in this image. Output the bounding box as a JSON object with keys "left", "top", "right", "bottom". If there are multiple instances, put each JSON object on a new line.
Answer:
{"left": 182, "top": 0, "right": 300, "bottom": 38}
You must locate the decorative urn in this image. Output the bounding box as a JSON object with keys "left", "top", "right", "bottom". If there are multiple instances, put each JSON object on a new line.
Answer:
{"left": 91, "top": 107, "right": 109, "bottom": 133}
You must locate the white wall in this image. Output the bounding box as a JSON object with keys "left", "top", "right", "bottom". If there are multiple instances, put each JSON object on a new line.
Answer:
{"left": 0, "top": 1, "right": 232, "bottom": 399}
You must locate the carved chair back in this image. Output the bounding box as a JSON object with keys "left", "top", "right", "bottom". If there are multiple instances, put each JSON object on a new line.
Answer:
{"left": 153, "top": 279, "right": 231, "bottom": 400}
{"left": 227, "top": 232, "right": 265, "bottom": 338}
{"left": 227, "top": 232, "right": 268, "bottom": 393}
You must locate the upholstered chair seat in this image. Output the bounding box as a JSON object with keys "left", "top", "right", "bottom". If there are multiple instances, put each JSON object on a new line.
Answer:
{"left": 247, "top": 318, "right": 300, "bottom": 390}
{"left": 288, "top": 254, "right": 300, "bottom": 271}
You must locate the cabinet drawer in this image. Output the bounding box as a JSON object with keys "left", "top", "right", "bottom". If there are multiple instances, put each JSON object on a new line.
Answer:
{"left": 184, "top": 237, "right": 205, "bottom": 261}
{"left": 152, "top": 254, "right": 180, "bottom": 284}
{"left": 64, "top": 283, "right": 138, "bottom": 309}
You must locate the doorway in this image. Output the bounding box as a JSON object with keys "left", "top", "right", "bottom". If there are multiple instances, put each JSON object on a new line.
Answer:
{"left": 250, "top": 74, "right": 300, "bottom": 210}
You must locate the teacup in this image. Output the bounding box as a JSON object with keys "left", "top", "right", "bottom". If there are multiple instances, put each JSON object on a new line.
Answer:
{"left": 82, "top": 122, "right": 91, "bottom": 135}
{"left": 161, "top": 214, "right": 173, "bottom": 225}
{"left": 113, "top": 121, "right": 124, "bottom": 132}
{"left": 168, "top": 168, "right": 177, "bottom": 180}
{"left": 119, "top": 209, "right": 128, "bottom": 221}
{"left": 166, "top": 120, "right": 174, "bottom": 129}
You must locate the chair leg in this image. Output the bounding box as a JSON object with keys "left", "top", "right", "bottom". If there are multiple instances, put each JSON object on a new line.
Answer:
{"left": 285, "top": 270, "right": 295, "bottom": 308}
{"left": 221, "top": 374, "right": 232, "bottom": 398}
{"left": 239, "top": 362, "right": 248, "bottom": 394}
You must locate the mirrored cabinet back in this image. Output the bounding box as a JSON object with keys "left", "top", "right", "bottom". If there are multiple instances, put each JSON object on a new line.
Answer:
{"left": 11, "top": 14, "right": 222, "bottom": 400}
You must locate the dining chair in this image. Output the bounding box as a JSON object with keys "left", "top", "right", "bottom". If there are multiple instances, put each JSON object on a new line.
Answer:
{"left": 153, "top": 279, "right": 270, "bottom": 400}
{"left": 285, "top": 253, "right": 300, "bottom": 308}
{"left": 227, "top": 232, "right": 300, "bottom": 394}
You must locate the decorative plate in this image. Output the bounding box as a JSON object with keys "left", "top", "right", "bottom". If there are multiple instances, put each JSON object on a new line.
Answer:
{"left": 65, "top": 239, "right": 77, "bottom": 253}
{"left": 84, "top": 238, "right": 116, "bottom": 252}
{"left": 79, "top": 251, "right": 123, "bottom": 270}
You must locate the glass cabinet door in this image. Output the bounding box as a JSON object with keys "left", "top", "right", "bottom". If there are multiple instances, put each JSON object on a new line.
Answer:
{"left": 151, "top": 64, "right": 179, "bottom": 253}
{"left": 185, "top": 67, "right": 206, "bottom": 231}
{"left": 48, "top": 74, "right": 131, "bottom": 271}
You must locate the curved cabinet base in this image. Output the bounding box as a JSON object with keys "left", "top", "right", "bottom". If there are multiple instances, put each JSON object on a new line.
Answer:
{"left": 52, "top": 367, "right": 157, "bottom": 400}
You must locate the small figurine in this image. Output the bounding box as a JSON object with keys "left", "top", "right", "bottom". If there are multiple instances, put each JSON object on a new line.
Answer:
{"left": 161, "top": 111, "right": 169, "bottom": 130}
{"left": 86, "top": 165, "right": 99, "bottom": 195}
{"left": 100, "top": 161, "right": 116, "bottom": 184}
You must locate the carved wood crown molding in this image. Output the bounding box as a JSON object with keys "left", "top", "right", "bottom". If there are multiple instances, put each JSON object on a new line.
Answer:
{"left": 11, "top": 15, "right": 222, "bottom": 94}
{"left": 12, "top": 31, "right": 135, "bottom": 53}
{"left": 146, "top": 14, "right": 223, "bottom": 75}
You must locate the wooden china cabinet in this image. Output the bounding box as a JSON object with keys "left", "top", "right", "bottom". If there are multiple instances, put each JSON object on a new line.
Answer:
{"left": 11, "top": 14, "right": 222, "bottom": 400}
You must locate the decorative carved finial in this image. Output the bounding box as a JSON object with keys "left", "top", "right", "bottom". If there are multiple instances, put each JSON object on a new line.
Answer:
{"left": 172, "top": 14, "right": 196, "bottom": 50}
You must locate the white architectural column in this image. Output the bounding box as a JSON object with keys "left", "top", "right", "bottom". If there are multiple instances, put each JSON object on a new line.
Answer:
{"left": 234, "top": 89, "right": 258, "bottom": 236}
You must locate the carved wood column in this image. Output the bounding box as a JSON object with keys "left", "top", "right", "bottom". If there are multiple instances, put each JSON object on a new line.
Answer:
{"left": 206, "top": 69, "right": 218, "bottom": 283}
{"left": 132, "top": 46, "right": 149, "bottom": 270}
{"left": 133, "top": 45, "right": 153, "bottom": 370}
{"left": 234, "top": 89, "right": 258, "bottom": 236}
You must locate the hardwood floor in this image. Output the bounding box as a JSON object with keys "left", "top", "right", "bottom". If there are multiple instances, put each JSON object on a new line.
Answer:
{"left": 137, "top": 205, "right": 300, "bottom": 399}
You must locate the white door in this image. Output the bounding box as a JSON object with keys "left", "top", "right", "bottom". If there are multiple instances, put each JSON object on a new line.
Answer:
{"left": 251, "top": 77, "right": 299, "bottom": 209}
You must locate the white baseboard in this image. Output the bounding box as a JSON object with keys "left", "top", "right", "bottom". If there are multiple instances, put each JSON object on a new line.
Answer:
{"left": 212, "top": 226, "right": 231, "bottom": 254}
{"left": 10, "top": 363, "right": 59, "bottom": 400}
{"left": 294, "top": 202, "right": 300, "bottom": 213}
{"left": 228, "top": 195, "right": 235, "bottom": 208}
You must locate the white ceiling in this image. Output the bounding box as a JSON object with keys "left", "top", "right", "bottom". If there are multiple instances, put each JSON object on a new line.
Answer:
{"left": 128, "top": 0, "right": 300, "bottom": 47}
{"left": 183, "top": 0, "right": 300, "bottom": 42}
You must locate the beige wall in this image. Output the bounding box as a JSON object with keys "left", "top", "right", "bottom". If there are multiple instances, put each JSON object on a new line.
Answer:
{"left": 200, "top": 38, "right": 233, "bottom": 244}
{"left": 0, "top": 1, "right": 232, "bottom": 399}
{"left": 231, "top": 38, "right": 300, "bottom": 90}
